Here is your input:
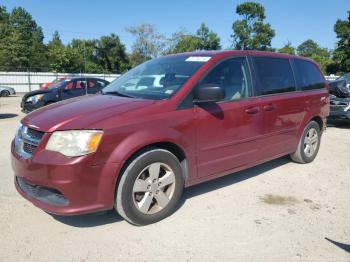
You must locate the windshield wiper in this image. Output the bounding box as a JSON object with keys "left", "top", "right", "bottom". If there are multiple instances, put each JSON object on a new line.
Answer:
{"left": 102, "top": 91, "right": 134, "bottom": 98}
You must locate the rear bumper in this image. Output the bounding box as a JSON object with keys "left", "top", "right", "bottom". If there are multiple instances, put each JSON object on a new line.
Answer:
{"left": 11, "top": 140, "right": 120, "bottom": 215}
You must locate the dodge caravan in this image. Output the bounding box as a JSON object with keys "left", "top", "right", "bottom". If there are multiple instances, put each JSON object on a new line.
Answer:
{"left": 11, "top": 51, "right": 329, "bottom": 225}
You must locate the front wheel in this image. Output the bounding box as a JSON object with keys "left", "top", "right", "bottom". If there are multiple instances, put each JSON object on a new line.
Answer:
{"left": 115, "top": 149, "right": 184, "bottom": 225}
{"left": 290, "top": 121, "right": 321, "bottom": 164}
{"left": 1, "top": 90, "right": 10, "bottom": 97}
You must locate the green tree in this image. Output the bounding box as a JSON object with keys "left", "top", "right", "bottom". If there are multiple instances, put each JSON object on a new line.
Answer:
{"left": 47, "top": 31, "right": 70, "bottom": 72}
{"left": 332, "top": 11, "right": 350, "bottom": 74}
{"left": 165, "top": 30, "right": 200, "bottom": 54}
{"left": 2, "top": 7, "right": 47, "bottom": 71}
{"left": 278, "top": 41, "right": 296, "bottom": 55}
{"left": 165, "top": 23, "right": 221, "bottom": 54}
{"left": 65, "top": 39, "right": 104, "bottom": 73}
{"left": 297, "top": 39, "right": 332, "bottom": 73}
{"left": 97, "top": 33, "right": 130, "bottom": 73}
{"left": 196, "top": 23, "right": 221, "bottom": 50}
{"left": 0, "top": 6, "right": 11, "bottom": 70}
{"left": 231, "top": 2, "right": 275, "bottom": 50}
{"left": 126, "top": 24, "right": 165, "bottom": 66}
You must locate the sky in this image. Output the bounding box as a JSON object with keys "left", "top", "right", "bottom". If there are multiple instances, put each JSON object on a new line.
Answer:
{"left": 1, "top": 0, "right": 349, "bottom": 51}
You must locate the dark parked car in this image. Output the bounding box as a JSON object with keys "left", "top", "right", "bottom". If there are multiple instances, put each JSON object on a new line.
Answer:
{"left": 21, "top": 77, "right": 110, "bottom": 113}
{"left": 12, "top": 51, "right": 329, "bottom": 225}
{"left": 328, "top": 77, "right": 350, "bottom": 122}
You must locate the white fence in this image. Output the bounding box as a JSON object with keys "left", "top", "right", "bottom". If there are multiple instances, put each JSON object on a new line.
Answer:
{"left": 0, "top": 71, "right": 340, "bottom": 93}
{"left": 0, "top": 72, "right": 120, "bottom": 93}
{"left": 324, "top": 75, "right": 339, "bottom": 81}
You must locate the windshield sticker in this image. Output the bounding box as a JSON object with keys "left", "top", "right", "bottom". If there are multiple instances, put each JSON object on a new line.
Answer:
{"left": 185, "top": 56, "right": 211, "bottom": 62}
{"left": 165, "top": 90, "right": 174, "bottom": 95}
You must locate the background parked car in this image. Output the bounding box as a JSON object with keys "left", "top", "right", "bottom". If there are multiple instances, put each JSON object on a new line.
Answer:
{"left": 328, "top": 74, "right": 350, "bottom": 122}
{"left": 40, "top": 77, "right": 67, "bottom": 90}
{"left": 21, "top": 77, "right": 110, "bottom": 113}
{"left": 0, "top": 86, "right": 16, "bottom": 97}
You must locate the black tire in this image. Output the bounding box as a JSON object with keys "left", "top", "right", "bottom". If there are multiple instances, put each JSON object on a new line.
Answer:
{"left": 290, "top": 121, "right": 321, "bottom": 164}
{"left": 1, "top": 90, "right": 10, "bottom": 97}
{"left": 115, "top": 149, "right": 184, "bottom": 225}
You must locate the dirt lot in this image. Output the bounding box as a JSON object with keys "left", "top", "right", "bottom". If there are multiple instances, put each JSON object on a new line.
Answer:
{"left": 0, "top": 96, "right": 349, "bottom": 262}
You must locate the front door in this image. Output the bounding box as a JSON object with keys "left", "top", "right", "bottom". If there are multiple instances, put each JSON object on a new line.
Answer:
{"left": 61, "top": 79, "right": 87, "bottom": 100}
{"left": 195, "top": 57, "right": 265, "bottom": 178}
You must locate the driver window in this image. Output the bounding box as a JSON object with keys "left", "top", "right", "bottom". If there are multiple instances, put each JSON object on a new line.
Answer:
{"left": 76, "top": 80, "right": 87, "bottom": 89}
{"left": 199, "top": 57, "right": 251, "bottom": 101}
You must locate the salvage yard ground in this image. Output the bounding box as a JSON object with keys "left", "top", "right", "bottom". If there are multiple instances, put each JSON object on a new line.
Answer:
{"left": 0, "top": 96, "right": 349, "bottom": 262}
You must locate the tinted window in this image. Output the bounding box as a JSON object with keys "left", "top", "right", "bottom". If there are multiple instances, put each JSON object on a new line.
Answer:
{"left": 199, "top": 57, "right": 251, "bottom": 101}
{"left": 294, "top": 59, "right": 324, "bottom": 90}
{"left": 75, "top": 80, "right": 87, "bottom": 89}
{"left": 254, "top": 57, "right": 295, "bottom": 95}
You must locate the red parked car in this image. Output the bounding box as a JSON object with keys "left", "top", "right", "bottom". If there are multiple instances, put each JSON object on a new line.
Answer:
{"left": 11, "top": 51, "right": 329, "bottom": 225}
{"left": 40, "top": 77, "right": 67, "bottom": 90}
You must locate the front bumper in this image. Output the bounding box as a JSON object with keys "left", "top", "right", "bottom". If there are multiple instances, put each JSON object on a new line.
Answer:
{"left": 21, "top": 101, "right": 45, "bottom": 113}
{"left": 11, "top": 140, "right": 120, "bottom": 215}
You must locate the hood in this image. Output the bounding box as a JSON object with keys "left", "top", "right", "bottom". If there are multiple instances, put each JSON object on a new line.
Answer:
{"left": 22, "top": 95, "right": 156, "bottom": 132}
{"left": 23, "top": 89, "right": 52, "bottom": 99}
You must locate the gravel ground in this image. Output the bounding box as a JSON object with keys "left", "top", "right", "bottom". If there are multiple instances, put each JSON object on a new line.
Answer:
{"left": 0, "top": 96, "right": 349, "bottom": 262}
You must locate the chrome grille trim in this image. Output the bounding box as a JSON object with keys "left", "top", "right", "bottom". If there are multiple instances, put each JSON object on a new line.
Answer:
{"left": 15, "top": 124, "right": 44, "bottom": 159}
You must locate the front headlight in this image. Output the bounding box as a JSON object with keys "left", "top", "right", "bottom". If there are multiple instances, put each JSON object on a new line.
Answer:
{"left": 27, "top": 94, "right": 44, "bottom": 103}
{"left": 45, "top": 130, "right": 103, "bottom": 157}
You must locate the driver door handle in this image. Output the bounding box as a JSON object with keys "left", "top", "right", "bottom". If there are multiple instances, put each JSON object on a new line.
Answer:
{"left": 263, "top": 104, "right": 275, "bottom": 111}
{"left": 245, "top": 107, "right": 260, "bottom": 114}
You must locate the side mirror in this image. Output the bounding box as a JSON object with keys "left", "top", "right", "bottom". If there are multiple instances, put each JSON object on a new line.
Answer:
{"left": 194, "top": 84, "right": 225, "bottom": 103}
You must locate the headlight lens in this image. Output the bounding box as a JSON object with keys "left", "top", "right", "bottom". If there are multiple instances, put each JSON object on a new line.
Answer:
{"left": 45, "top": 130, "right": 103, "bottom": 157}
{"left": 27, "top": 94, "right": 44, "bottom": 103}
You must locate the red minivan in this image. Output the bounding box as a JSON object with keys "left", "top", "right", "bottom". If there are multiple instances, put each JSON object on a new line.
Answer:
{"left": 11, "top": 51, "right": 329, "bottom": 225}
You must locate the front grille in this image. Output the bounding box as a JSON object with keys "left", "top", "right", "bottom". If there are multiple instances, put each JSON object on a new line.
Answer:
{"left": 23, "top": 142, "right": 37, "bottom": 154}
{"left": 26, "top": 128, "right": 44, "bottom": 141}
{"left": 15, "top": 124, "right": 44, "bottom": 159}
{"left": 16, "top": 177, "right": 69, "bottom": 206}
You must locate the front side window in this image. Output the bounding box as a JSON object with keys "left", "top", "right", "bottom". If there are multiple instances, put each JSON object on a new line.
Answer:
{"left": 294, "top": 59, "right": 324, "bottom": 90}
{"left": 102, "top": 55, "right": 211, "bottom": 100}
{"left": 254, "top": 57, "right": 296, "bottom": 95}
{"left": 198, "top": 57, "right": 251, "bottom": 101}
{"left": 75, "top": 80, "right": 87, "bottom": 89}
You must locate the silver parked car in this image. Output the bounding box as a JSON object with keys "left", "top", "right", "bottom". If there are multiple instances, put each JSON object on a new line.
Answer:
{"left": 0, "top": 86, "right": 16, "bottom": 97}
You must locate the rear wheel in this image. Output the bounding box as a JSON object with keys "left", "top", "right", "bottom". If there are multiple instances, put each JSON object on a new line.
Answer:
{"left": 290, "top": 121, "right": 321, "bottom": 163}
{"left": 115, "top": 149, "right": 184, "bottom": 225}
{"left": 1, "top": 90, "right": 10, "bottom": 97}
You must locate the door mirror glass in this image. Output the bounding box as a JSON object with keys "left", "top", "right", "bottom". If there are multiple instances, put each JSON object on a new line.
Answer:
{"left": 194, "top": 84, "right": 225, "bottom": 103}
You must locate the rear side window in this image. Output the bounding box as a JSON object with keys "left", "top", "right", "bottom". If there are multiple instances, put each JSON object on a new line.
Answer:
{"left": 293, "top": 59, "right": 324, "bottom": 90}
{"left": 253, "top": 57, "right": 295, "bottom": 95}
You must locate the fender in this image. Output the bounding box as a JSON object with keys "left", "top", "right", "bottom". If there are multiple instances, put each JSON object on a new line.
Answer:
{"left": 296, "top": 112, "right": 325, "bottom": 140}
{"left": 107, "top": 126, "right": 188, "bottom": 164}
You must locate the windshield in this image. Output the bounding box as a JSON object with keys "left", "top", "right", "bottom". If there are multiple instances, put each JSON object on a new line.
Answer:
{"left": 102, "top": 55, "right": 211, "bottom": 100}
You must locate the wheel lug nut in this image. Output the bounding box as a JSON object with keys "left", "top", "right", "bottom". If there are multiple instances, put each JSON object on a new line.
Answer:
{"left": 156, "top": 190, "right": 159, "bottom": 194}
{"left": 153, "top": 179, "right": 157, "bottom": 183}
{"left": 158, "top": 182, "right": 161, "bottom": 186}
{"left": 147, "top": 185, "right": 151, "bottom": 190}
